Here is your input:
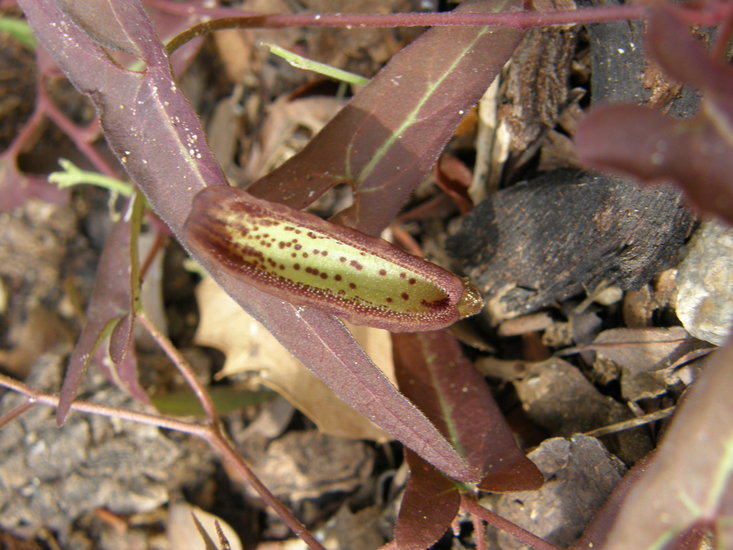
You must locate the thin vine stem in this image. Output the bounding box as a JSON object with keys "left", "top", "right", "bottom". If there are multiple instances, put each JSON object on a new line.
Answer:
{"left": 0, "top": 372, "right": 209, "bottom": 434}
{"left": 202, "top": 428, "right": 327, "bottom": 550}
{"left": 39, "top": 77, "right": 119, "bottom": 180}
{"left": 0, "top": 399, "right": 34, "bottom": 429}
{"left": 136, "top": 310, "right": 220, "bottom": 425}
{"left": 160, "top": 2, "right": 733, "bottom": 58}
{"left": 164, "top": 6, "right": 649, "bottom": 54}
{"left": 461, "top": 494, "right": 562, "bottom": 550}
{"left": 0, "top": 372, "right": 326, "bottom": 549}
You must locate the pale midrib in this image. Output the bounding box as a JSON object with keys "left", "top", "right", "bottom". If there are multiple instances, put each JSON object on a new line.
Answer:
{"left": 357, "top": 27, "right": 491, "bottom": 187}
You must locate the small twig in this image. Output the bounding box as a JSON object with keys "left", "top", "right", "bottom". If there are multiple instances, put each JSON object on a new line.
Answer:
{"left": 163, "top": 6, "right": 654, "bottom": 54}
{"left": 39, "top": 79, "right": 119, "bottom": 180}
{"left": 582, "top": 406, "right": 676, "bottom": 439}
{"left": 139, "top": 230, "right": 168, "bottom": 281}
{"left": 0, "top": 372, "right": 210, "bottom": 434}
{"left": 557, "top": 337, "right": 697, "bottom": 357}
{"left": 461, "top": 495, "right": 561, "bottom": 550}
{"left": 0, "top": 399, "right": 34, "bottom": 429}
{"left": 136, "top": 310, "right": 220, "bottom": 425}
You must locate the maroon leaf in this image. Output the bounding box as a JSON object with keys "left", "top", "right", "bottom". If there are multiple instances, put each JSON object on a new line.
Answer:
{"left": 58, "top": 0, "right": 144, "bottom": 56}
{"left": 94, "top": 337, "right": 148, "bottom": 406}
{"left": 57, "top": 194, "right": 145, "bottom": 423}
{"left": 246, "top": 0, "right": 525, "bottom": 235}
{"left": 646, "top": 8, "right": 733, "bottom": 99}
{"left": 393, "top": 330, "right": 544, "bottom": 488}
{"left": 575, "top": 8, "right": 733, "bottom": 225}
{"left": 395, "top": 450, "right": 461, "bottom": 550}
{"left": 435, "top": 155, "right": 474, "bottom": 215}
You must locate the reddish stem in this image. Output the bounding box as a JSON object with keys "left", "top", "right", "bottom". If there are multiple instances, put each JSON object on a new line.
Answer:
{"left": 153, "top": 1, "right": 649, "bottom": 28}
{"left": 39, "top": 78, "right": 119, "bottom": 179}
{"left": 461, "top": 495, "right": 561, "bottom": 550}
{"left": 0, "top": 372, "right": 326, "bottom": 549}
{"left": 137, "top": 310, "right": 220, "bottom": 425}
{"left": 139, "top": 230, "right": 168, "bottom": 281}
{"left": 0, "top": 400, "right": 34, "bottom": 429}
{"left": 165, "top": 6, "right": 650, "bottom": 54}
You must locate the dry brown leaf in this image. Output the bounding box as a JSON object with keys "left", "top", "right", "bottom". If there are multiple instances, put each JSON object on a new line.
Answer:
{"left": 212, "top": 0, "right": 298, "bottom": 83}
{"left": 193, "top": 276, "right": 392, "bottom": 441}
{"left": 492, "top": 435, "right": 625, "bottom": 550}
{"left": 167, "top": 502, "right": 243, "bottom": 550}
{"left": 321, "top": 505, "right": 385, "bottom": 550}
{"left": 513, "top": 357, "right": 653, "bottom": 464}
{"left": 213, "top": 28, "right": 257, "bottom": 84}
{"left": 302, "top": 0, "right": 412, "bottom": 71}
{"left": 207, "top": 87, "right": 245, "bottom": 181}
{"left": 593, "top": 327, "right": 698, "bottom": 372}
{"left": 0, "top": 303, "right": 73, "bottom": 378}
{"left": 598, "top": 339, "right": 733, "bottom": 550}
{"left": 244, "top": 95, "right": 347, "bottom": 181}
{"left": 246, "top": 430, "right": 374, "bottom": 501}
{"left": 591, "top": 326, "right": 709, "bottom": 400}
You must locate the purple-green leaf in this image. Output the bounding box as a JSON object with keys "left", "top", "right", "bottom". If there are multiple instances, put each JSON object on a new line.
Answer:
{"left": 393, "top": 330, "right": 544, "bottom": 486}
{"left": 247, "top": 0, "right": 526, "bottom": 235}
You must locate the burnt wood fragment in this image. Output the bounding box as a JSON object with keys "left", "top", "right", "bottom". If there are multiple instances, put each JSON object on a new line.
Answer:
{"left": 448, "top": 170, "right": 695, "bottom": 324}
